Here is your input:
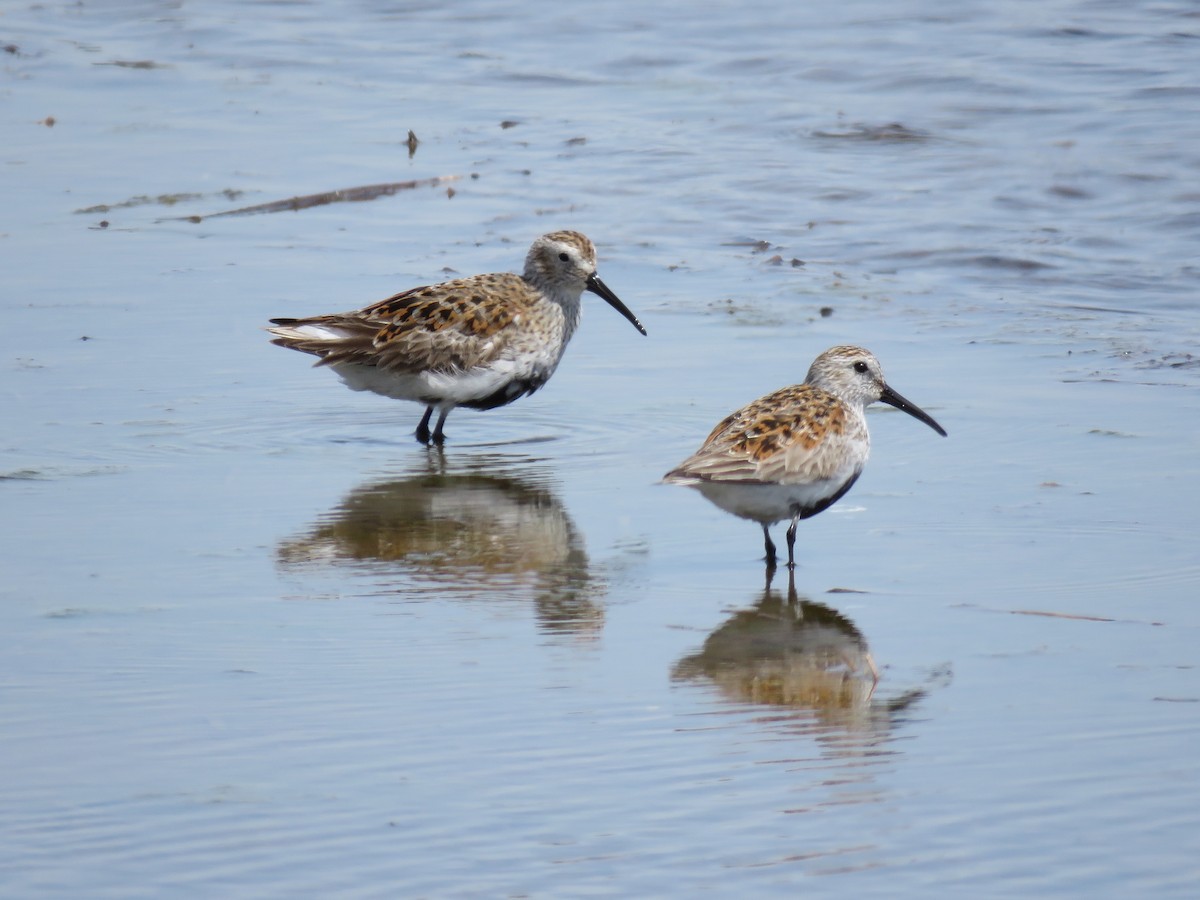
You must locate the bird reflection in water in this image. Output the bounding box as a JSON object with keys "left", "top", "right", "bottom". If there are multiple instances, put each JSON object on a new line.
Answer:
{"left": 277, "top": 452, "right": 601, "bottom": 636}
{"left": 673, "top": 570, "right": 930, "bottom": 741}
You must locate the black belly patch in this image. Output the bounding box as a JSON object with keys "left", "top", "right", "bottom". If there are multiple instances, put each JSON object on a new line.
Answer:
{"left": 795, "top": 470, "right": 861, "bottom": 520}
{"left": 461, "top": 377, "right": 546, "bottom": 410}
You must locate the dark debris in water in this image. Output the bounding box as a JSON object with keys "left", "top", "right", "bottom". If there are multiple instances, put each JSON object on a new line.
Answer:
{"left": 1141, "top": 352, "right": 1200, "bottom": 370}
{"left": 165, "top": 176, "right": 464, "bottom": 222}
{"left": 723, "top": 239, "right": 775, "bottom": 253}
{"left": 76, "top": 190, "right": 244, "bottom": 214}
{"left": 995, "top": 607, "right": 1165, "bottom": 626}
{"left": 0, "top": 469, "right": 44, "bottom": 481}
{"left": 1047, "top": 184, "right": 1092, "bottom": 200}
{"left": 1055, "top": 302, "right": 1145, "bottom": 316}
{"left": 968, "top": 255, "right": 1055, "bottom": 271}
{"left": 1069, "top": 349, "right": 1200, "bottom": 385}
{"left": 94, "top": 59, "right": 170, "bottom": 69}
{"left": 811, "top": 122, "right": 933, "bottom": 143}
{"left": 704, "top": 297, "right": 787, "bottom": 326}
{"left": 725, "top": 238, "right": 806, "bottom": 268}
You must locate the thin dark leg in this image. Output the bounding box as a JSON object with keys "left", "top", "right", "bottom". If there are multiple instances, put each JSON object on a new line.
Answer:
{"left": 415, "top": 406, "right": 434, "bottom": 444}
{"left": 431, "top": 409, "right": 450, "bottom": 445}
{"left": 785, "top": 515, "right": 799, "bottom": 569}
{"left": 762, "top": 523, "right": 777, "bottom": 569}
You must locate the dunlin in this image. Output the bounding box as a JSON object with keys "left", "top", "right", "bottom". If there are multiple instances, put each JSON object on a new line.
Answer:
{"left": 268, "top": 231, "right": 646, "bottom": 444}
{"left": 664, "top": 346, "right": 946, "bottom": 569}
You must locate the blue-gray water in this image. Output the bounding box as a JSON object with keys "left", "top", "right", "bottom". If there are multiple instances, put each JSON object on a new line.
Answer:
{"left": 3, "top": 0, "right": 1199, "bottom": 896}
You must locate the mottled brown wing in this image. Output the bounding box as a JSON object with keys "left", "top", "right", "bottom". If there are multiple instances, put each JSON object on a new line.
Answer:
{"left": 278, "top": 273, "right": 524, "bottom": 373}
{"left": 669, "top": 385, "right": 852, "bottom": 484}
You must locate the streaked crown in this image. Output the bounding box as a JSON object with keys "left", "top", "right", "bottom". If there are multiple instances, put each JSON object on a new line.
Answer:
{"left": 523, "top": 230, "right": 598, "bottom": 291}
{"left": 804, "top": 345, "right": 888, "bottom": 407}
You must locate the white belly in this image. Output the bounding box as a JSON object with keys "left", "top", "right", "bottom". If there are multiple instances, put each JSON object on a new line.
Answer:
{"left": 331, "top": 361, "right": 534, "bottom": 403}
{"left": 690, "top": 477, "right": 855, "bottom": 525}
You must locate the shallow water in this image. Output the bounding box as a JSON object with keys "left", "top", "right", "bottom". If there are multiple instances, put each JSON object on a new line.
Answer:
{"left": 3, "top": 0, "right": 1200, "bottom": 896}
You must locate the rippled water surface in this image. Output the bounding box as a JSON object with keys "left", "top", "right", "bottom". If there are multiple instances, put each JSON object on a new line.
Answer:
{"left": 4, "top": 0, "right": 1200, "bottom": 895}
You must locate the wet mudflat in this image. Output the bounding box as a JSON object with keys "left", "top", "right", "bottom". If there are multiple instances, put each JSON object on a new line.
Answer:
{"left": 3, "top": 1, "right": 1199, "bottom": 896}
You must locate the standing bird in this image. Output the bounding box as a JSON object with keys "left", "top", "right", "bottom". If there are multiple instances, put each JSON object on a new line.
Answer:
{"left": 267, "top": 231, "right": 646, "bottom": 445}
{"left": 664, "top": 346, "right": 946, "bottom": 569}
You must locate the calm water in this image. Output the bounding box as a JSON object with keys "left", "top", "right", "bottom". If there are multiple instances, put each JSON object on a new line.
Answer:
{"left": 4, "top": 0, "right": 1200, "bottom": 895}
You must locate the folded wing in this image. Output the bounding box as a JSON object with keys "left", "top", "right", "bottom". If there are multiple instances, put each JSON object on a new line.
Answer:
{"left": 268, "top": 273, "right": 524, "bottom": 373}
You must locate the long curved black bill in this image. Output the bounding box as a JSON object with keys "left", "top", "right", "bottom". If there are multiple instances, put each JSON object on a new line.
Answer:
{"left": 586, "top": 272, "right": 647, "bottom": 336}
{"left": 879, "top": 384, "right": 947, "bottom": 437}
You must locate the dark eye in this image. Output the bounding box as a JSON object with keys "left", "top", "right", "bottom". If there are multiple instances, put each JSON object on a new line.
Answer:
{"left": 558, "top": 252, "right": 570, "bottom": 262}
{"left": 853, "top": 361, "right": 869, "bottom": 373}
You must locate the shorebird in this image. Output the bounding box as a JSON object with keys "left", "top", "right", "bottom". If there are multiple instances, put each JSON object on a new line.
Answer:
{"left": 664, "top": 345, "right": 946, "bottom": 569}
{"left": 267, "top": 230, "right": 645, "bottom": 444}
